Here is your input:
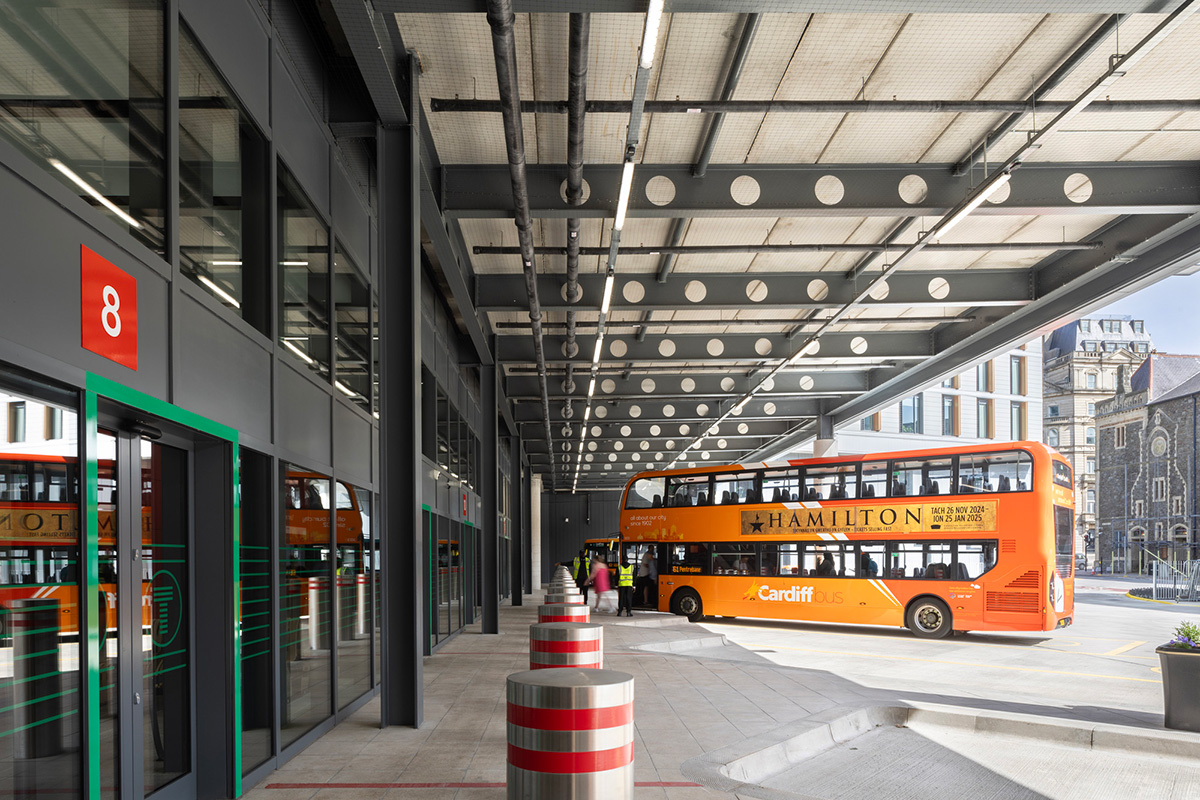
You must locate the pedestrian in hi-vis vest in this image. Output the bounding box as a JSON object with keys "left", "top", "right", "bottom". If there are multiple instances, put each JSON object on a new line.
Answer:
{"left": 617, "top": 556, "right": 634, "bottom": 617}
{"left": 573, "top": 549, "right": 589, "bottom": 603}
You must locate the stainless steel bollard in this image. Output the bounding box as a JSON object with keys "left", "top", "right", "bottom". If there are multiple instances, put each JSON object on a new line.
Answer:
{"left": 506, "top": 668, "right": 634, "bottom": 798}
{"left": 543, "top": 592, "right": 583, "bottom": 605}
{"left": 529, "top": 622, "right": 602, "bottom": 670}
{"left": 539, "top": 603, "right": 590, "bottom": 623}
{"left": 10, "top": 599, "right": 63, "bottom": 758}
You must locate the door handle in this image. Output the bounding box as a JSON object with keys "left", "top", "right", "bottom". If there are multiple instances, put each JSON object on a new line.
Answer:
{"left": 134, "top": 692, "right": 141, "bottom": 705}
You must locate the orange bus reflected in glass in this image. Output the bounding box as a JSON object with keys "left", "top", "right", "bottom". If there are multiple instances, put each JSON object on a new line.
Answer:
{"left": 620, "top": 441, "right": 1074, "bottom": 638}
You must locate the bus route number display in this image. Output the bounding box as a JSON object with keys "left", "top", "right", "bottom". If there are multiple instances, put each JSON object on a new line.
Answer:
{"left": 741, "top": 500, "right": 997, "bottom": 536}
{"left": 81, "top": 245, "right": 138, "bottom": 370}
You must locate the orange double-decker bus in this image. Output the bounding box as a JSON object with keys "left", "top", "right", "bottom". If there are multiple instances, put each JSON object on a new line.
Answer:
{"left": 619, "top": 441, "right": 1074, "bottom": 638}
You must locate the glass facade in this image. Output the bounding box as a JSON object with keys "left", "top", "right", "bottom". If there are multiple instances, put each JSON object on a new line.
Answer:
{"left": 278, "top": 163, "right": 331, "bottom": 378}
{"left": 333, "top": 246, "right": 371, "bottom": 410}
{"left": 336, "top": 483, "right": 371, "bottom": 709}
{"left": 239, "top": 449, "right": 273, "bottom": 774}
{"left": 0, "top": 374, "right": 81, "bottom": 798}
{"left": 178, "top": 24, "right": 269, "bottom": 332}
{"left": 279, "top": 466, "right": 332, "bottom": 748}
{"left": 0, "top": 0, "right": 166, "bottom": 253}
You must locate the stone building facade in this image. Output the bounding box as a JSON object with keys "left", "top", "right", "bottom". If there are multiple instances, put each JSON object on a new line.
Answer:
{"left": 1043, "top": 316, "right": 1153, "bottom": 565}
{"left": 1095, "top": 355, "right": 1200, "bottom": 572}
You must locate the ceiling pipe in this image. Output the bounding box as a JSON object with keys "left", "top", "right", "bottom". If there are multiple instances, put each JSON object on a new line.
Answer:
{"left": 653, "top": 218, "right": 689, "bottom": 283}
{"left": 429, "top": 97, "right": 1199, "bottom": 114}
{"left": 954, "top": 14, "right": 1125, "bottom": 176}
{"left": 477, "top": 240, "right": 1103, "bottom": 256}
{"left": 694, "top": 13, "right": 761, "bottom": 178}
{"left": 485, "top": 0, "right": 554, "bottom": 486}
{"left": 563, "top": 13, "right": 589, "bottom": 368}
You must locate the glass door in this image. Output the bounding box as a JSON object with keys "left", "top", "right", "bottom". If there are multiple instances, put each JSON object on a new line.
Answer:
{"left": 98, "top": 426, "right": 193, "bottom": 800}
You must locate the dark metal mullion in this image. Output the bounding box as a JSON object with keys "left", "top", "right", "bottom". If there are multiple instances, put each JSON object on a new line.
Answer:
{"left": 269, "top": 456, "right": 282, "bottom": 762}
{"left": 166, "top": 0, "right": 180, "bottom": 404}
{"left": 117, "top": 432, "right": 141, "bottom": 799}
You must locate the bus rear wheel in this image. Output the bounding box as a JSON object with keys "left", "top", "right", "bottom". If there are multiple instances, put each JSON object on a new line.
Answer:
{"left": 674, "top": 589, "right": 703, "bottom": 622}
{"left": 906, "top": 597, "right": 952, "bottom": 639}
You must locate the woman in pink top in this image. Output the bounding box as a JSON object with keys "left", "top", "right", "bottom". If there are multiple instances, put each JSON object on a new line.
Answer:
{"left": 587, "top": 556, "right": 616, "bottom": 612}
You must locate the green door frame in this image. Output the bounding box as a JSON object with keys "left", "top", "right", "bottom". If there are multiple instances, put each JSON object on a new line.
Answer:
{"left": 84, "top": 373, "right": 242, "bottom": 798}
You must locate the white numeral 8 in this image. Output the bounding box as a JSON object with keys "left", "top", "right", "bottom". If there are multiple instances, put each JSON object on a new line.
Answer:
{"left": 101, "top": 285, "right": 121, "bottom": 337}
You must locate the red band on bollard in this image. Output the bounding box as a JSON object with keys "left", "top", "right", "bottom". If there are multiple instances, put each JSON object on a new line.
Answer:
{"left": 538, "top": 614, "right": 586, "bottom": 622}
{"left": 530, "top": 638, "right": 602, "bottom": 653}
{"left": 507, "top": 742, "right": 634, "bottom": 774}
{"left": 507, "top": 702, "right": 633, "bottom": 730}
{"left": 529, "top": 660, "right": 601, "bottom": 670}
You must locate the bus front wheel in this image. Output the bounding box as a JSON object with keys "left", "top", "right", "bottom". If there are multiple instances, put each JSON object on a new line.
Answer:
{"left": 906, "top": 597, "right": 952, "bottom": 639}
{"left": 674, "top": 589, "right": 703, "bottom": 622}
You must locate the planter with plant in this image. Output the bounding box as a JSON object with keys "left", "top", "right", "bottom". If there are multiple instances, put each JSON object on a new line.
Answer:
{"left": 1157, "top": 620, "right": 1200, "bottom": 732}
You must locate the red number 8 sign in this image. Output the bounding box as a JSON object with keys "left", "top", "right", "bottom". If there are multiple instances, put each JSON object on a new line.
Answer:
{"left": 81, "top": 245, "right": 138, "bottom": 370}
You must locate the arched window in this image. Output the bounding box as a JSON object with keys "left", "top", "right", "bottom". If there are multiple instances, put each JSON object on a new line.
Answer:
{"left": 1174, "top": 525, "right": 1190, "bottom": 542}
{"left": 1087, "top": 373, "right": 1098, "bottom": 389}
{"left": 1086, "top": 427, "right": 1096, "bottom": 445}
{"left": 1047, "top": 428, "right": 1059, "bottom": 447}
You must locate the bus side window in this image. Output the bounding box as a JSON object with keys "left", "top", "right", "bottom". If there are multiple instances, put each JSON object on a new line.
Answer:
{"left": 671, "top": 543, "right": 711, "bottom": 574}
{"left": 955, "top": 541, "right": 997, "bottom": 580}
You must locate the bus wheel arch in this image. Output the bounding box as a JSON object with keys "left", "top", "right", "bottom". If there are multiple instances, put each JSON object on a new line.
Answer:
{"left": 672, "top": 588, "right": 703, "bottom": 622}
{"left": 905, "top": 595, "right": 952, "bottom": 639}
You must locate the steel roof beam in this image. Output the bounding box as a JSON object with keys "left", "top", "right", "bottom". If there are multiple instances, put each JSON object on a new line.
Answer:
{"left": 508, "top": 371, "right": 869, "bottom": 398}
{"left": 473, "top": 240, "right": 1101, "bottom": 256}
{"left": 498, "top": 331, "right": 932, "bottom": 363}
{"left": 496, "top": 316, "right": 975, "bottom": 332}
{"left": 382, "top": 1, "right": 1189, "bottom": 14}
{"left": 477, "top": 271, "right": 1031, "bottom": 312}
{"left": 515, "top": 396, "right": 820, "bottom": 424}
{"left": 330, "top": 0, "right": 409, "bottom": 126}
{"left": 444, "top": 162, "right": 1200, "bottom": 219}
{"left": 432, "top": 98, "right": 1200, "bottom": 115}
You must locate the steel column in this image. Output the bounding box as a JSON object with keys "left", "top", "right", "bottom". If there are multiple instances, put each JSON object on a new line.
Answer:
{"left": 481, "top": 365, "right": 500, "bottom": 633}
{"left": 377, "top": 64, "right": 423, "bottom": 726}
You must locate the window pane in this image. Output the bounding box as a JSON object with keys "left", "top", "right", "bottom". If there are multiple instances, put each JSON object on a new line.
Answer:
{"left": 713, "top": 472, "right": 756, "bottom": 504}
{"left": 0, "top": 374, "right": 82, "bottom": 797}
{"left": 371, "top": 300, "right": 380, "bottom": 417}
{"left": 900, "top": 395, "right": 922, "bottom": 433}
{"left": 860, "top": 461, "right": 888, "bottom": 499}
{"left": 942, "top": 396, "right": 954, "bottom": 436}
{"left": 178, "top": 25, "right": 269, "bottom": 331}
{"left": 0, "top": 1, "right": 165, "bottom": 251}
{"left": 857, "top": 543, "right": 884, "bottom": 577}
{"left": 625, "top": 477, "right": 664, "bottom": 509}
{"left": 711, "top": 543, "right": 756, "bottom": 575}
{"left": 803, "top": 543, "right": 854, "bottom": 576}
{"left": 239, "top": 449, "right": 273, "bottom": 774}
{"left": 336, "top": 482, "right": 370, "bottom": 709}
{"left": 665, "top": 473, "right": 708, "bottom": 507}
{"left": 278, "top": 163, "right": 330, "bottom": 378}
{"left": 763, "top": 543, "right": 800, "bottom": 576}
{"left": 893, "top": 457, "right": 952, "bottom": 497}
{"left": 762, "top": 468, "right": 800, "bottom": 503}
{"left": 960, "top": 450, "right": 1033, "bottom": 493}
{"left": 333, "top": 246, "right": 370, "bottom": 410}
{"left": 670, "top": 542, "right": 711, "bottom": 575}
{"left": 280, "top": 466, "right": 332, "bottom": 747}
{"left": 804, "top": 463, "right": 857, "bottom": 500}
{"left": 887, "top": 542, "right": 953, "bottom": 578}
{"left": 956, "top": 541, "right": 998, "bottom": 580}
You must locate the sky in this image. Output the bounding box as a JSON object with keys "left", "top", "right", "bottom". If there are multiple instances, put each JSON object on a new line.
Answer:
{"left": 1096, "top": 272, "right": 1200, "bottom": 355}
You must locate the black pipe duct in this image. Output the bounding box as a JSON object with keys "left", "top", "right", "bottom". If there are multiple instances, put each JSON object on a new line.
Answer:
{"left": 564, "top": 13, "right": 589, "bottom": 363}
{"left": 486, "top": 0, "right": 554, "bottom": 485}
{"left": 694, "top": 13, "right": 761, "bottom": 178}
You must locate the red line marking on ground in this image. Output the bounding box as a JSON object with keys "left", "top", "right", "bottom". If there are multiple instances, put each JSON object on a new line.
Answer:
{"left": 266, "top": 781, "right": 701, "bottom": 789}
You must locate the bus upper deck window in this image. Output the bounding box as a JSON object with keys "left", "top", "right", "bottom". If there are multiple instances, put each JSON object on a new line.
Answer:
{"left": 625, "top": 476, "right": 664, "bottom": 509}
{"left": 763, "top": 469, "right": 800, "bottom": 503}
{"left": 961, "top": 450, "right": 1033, "bottom": 493}
{"left": 860, "top": 462, "right": 887, "bottom": 499}
{"left": 804, "top": 464, "right": 857, "bottom": 501}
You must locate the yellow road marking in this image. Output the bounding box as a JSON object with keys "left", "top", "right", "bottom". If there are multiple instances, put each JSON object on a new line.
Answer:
{"left": 1103, "top": 640, "right": 1146, "bottom": 656}
{"left": 743, "top": 641, "right": 1162, "bottom": 683}
{"left": 1125, "top": 592, "right": 1177, "bottom": 605}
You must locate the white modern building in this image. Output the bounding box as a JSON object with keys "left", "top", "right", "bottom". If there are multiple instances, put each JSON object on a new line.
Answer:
{"left": 833, "top": 340, "right": 1044, "bottom": 455}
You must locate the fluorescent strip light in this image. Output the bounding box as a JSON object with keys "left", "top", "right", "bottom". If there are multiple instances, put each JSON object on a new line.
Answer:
{"left": 593, "top": 337, "right": 604, "bottom": 365}
{"left": 283, "top": 339, "right": 316, "bottom": 365}
{"left": 640, "top": 0, "right": 666, "bottom": 69}
{"left": 601, "top": 274, "right": 615, "bottom": 314}
{"left": 614, "top": 161, "right": 635, "bottom": 231}
{"left": 584, "top": 407, "right": 592, "bottom": 422}
{"left": 733, "top": 397, "right": 750, "bottom": 412}
{"left": 335, "top": 381, "right": 355, "bottom": 397}
{"left": 588, "top": 379, "right": 596, "bottom": 398}
{"left": 197, "top": 275, "right": 242, "bottom": 309}
{"left": 280, "top": 261, "right": 310, "bottom": 266}
{"left": 936, "top": 172, "right": 1011, "bottom": 240}
{"left": 212, "top": 260, "right": 243, "bottom": 266}
{"left": 49, "top": 158, "right": 142, "bottom": 229}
